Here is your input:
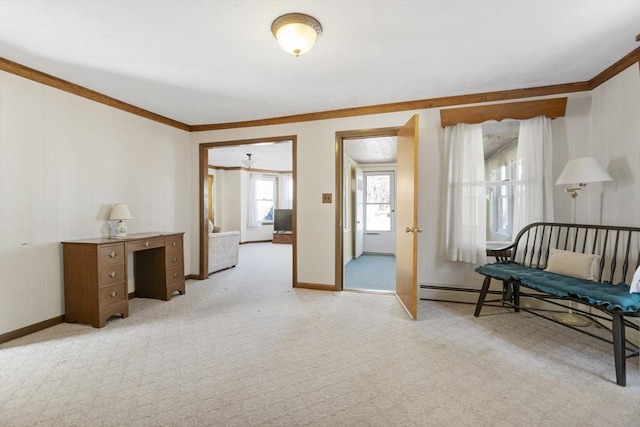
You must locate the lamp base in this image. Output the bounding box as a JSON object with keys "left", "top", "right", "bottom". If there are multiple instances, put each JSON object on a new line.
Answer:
{"left": 552, "top": 312, "right": 592, "bottom": 327}
{"left": 114, "top": 220, "right": 127, "bottom": 237}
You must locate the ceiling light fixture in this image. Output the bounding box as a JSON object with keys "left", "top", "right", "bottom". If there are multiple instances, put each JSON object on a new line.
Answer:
{"left": 271, "top": 13, "right": 322, "bottom": 57}
{"left": 241, "top": 153, "right": 258, "bottom": 169}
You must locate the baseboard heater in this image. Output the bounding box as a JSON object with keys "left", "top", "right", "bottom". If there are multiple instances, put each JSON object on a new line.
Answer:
{"left": 419, "top": 284, "right": 503, "bottom": 305}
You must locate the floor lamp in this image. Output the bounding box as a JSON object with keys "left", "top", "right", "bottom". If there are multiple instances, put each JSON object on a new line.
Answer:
{"left": 554, "top": 156, "right": 613, "bottom": 325}
{"left": 556, "top": 156, "right": 613, "bottom": 223}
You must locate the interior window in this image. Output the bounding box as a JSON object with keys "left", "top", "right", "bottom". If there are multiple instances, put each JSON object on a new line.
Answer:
{"left": 483, "top": 122, "right": 519, "bottom": 242}
{"left": 364, "top": 172, "right": 393, "bottom": 232}
{"left": 255, "top": 176, "right": 277, "bottom": 222}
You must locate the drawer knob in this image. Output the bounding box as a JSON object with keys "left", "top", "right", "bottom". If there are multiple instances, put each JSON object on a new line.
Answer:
{"left": 110, "top": 290, "right": 118, "bottom": 298}
{"left": 172, "top": 257, "right": 178, "bottom": 263}
{"left": 172, "top": 242, "right": 178, "bottom": 247}
{"left": 108, "top": 251, "right": 117, "bottom": 258}
{"left": 173, "top": 272, "right": 179, "bottom": 278}
{"left": 144, "top": 241, "right": 150, "bottom": 248}
{"left": 108, "top": 271, "right": 118, "bottom": 278}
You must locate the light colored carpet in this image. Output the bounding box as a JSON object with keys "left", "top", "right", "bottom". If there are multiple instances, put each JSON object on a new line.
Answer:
{"left": 344, "top": 254, "right": 395, "bottom": 291}
{"left": 1, "top": 242, "right": 638, "bottom": 426}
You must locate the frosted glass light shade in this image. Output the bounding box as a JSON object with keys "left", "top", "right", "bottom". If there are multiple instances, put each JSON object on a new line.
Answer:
{"left": 241, "top": 153, "right": 258, "bottom": 169}
{"left": 556, "top": 157, "right": 612, "bottom": 185}
{"left": 271, "top": 13, "right": 322, "bottom": 57}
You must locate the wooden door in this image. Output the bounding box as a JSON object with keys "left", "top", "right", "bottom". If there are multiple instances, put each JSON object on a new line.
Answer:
{"left": 355, "top": 166, "right": 364, "bottom": 258}
{"left": 395, "top": 115, "right": 420, "bottom": 319}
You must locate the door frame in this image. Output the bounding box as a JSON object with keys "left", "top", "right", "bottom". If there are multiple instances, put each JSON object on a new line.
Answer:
{"left": 198, "top": 135, "right": 297, "bottom": 281}
{"left": 335, "top": 127, "right": 401, "bottom": 291}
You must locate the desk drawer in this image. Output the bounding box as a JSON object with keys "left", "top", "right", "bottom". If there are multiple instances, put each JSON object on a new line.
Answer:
{"left": 99, "top": 283, "right": 126, "bottom": 307}
{"left": 125, "top": 237, "right": 164, "bottom": 253}
{"left": 98, "top": 244, "right": 125, "bottom": 266}
{"left": 167, "top": 266, "right": 184, "bottom": 285}
{"left": 166, "top": 252, "right": 184, "bottom": 268}
{"left": 99, "top": 264, "right": 125, "bottom": 287}
{"left": 165, "top": 234, "right": 183, "bottom": 253}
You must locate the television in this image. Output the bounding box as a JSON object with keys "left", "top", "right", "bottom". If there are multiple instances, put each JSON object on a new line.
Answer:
{"left": 273, "top": 209, "right": 293, "bottom": 233}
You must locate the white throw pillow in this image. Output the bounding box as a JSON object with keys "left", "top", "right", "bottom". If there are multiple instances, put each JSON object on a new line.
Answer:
{"left": 544, "top": 248, "right": 600, "bottom": 281}
{"left": 208, "top": 219, "right": 214, "bottom": 233}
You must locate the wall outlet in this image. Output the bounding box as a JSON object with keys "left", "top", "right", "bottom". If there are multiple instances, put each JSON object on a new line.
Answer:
{"left": 322, "top": 193, "right": 332, "bottom": 203}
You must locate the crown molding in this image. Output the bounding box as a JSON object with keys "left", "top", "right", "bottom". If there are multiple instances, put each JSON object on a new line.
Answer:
{"left": 2, "top": 46, "right": 638, "bottom": 133}
{"left": 189, "top": 82, "right": 589, "bottom": 132}
{"left": 0, "top": 57, "right": 190, "bottom": 131}
{"left": 588, "top": 46, "right": 640, "bottom": 90}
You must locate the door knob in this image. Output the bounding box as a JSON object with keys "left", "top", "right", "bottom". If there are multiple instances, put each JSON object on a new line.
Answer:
{"left": 404, "top": 226, "right": 424, "bottom": 234}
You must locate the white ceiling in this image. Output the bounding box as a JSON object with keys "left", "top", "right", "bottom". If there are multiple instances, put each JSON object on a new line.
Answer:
{"left": 344, "top": 137, "right": 397, "bottom": 164}
{"left": 208, "top": 141, "right": 292, "bottom": 171}
{"left": 1, "top": 1, "right": 638, "bottom": 126}
{"left": 207, "top": 137, "right": 396, "bottom": 171}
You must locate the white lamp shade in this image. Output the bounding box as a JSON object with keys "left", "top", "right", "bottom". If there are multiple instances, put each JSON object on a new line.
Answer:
{"left": 109, "top": 203, "right": 133, "bottom": 220}
{"left": 555, "top": 157, "right": 613, "bottom": 185}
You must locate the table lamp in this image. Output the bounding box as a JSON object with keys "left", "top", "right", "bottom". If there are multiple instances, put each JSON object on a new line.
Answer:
{"left": 109, "top": 203, "right": 132, "bottom": 237}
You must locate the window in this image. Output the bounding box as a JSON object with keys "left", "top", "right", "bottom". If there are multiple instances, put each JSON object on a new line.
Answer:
{"left": 364, "top": 172, "right": 393, "bottom": 232}
{"left": 483, "top": 125, "right": 519, "bottom": 242}
{"left": 486, "top": 161, "right": 516, "bottom": 241}
{"left": 255, "top": 175, "right": 277, "bottom": 222}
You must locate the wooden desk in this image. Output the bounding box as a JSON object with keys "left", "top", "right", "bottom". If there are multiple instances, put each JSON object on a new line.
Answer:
{"left": 62, "top": 232, "right": 185, "bottom": 328}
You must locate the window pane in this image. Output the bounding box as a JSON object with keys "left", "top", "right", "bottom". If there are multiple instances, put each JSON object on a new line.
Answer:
{"left": 366, "top": 175, "right": 390, "bottom": 203}
{"left": 366, "top": 204, "right": 391, "bottom": 231}
{"left": 485, "top": 184, "right": 513, "bottom": 241}
{"left": 256, "top": 180, "right": 274, "bottom": 200}
{"left": 257, "top": 201, "right": 273, "bottom": 221}
{"left": 484, "top": 127, "right": 518, "bottom": 241}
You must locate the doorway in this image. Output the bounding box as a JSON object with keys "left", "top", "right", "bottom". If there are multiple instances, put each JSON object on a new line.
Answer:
{"left": 198, "top": 136, "right": 297, "bottom": 282}
{"left": 335, "top": 115, "right": 420, "bottom": 318}
{"left": 343, "top": 149, "right": 397, "bottom": 292}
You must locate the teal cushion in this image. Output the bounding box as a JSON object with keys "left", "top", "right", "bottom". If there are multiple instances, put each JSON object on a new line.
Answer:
{"left": 476, "top": 262, "right": 640, "bottom": 314}
{"left": 476, "top": 262, "right": 528, "bottom": 280}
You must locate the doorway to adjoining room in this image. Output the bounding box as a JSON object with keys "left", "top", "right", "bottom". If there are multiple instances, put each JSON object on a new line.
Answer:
{"left": 343, "top": 137, "right": 397, "bottom": 292}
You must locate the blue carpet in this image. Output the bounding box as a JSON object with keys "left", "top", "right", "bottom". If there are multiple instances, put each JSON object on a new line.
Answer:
{"left": 344, "top": 254, "right": 396, "bottom": 291}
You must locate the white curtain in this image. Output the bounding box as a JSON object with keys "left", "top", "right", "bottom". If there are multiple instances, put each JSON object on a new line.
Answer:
{"left": 443, "top": 123, "right": 487, "bottom": 265}
{"left": 280, "top": 174, "right": 293, "bottom": 209}
{"left": 247, "top": 173, "right": 260, "bottom": 228}
{"left": 512, "top": 116, "right": 554, "bottom": 235}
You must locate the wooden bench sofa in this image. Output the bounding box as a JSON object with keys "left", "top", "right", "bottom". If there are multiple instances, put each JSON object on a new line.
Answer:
{"left": 474, "top": 222, "right": 640, "bottom": 386}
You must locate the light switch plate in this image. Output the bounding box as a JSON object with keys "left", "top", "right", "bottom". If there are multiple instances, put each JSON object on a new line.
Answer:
{"left": 322, "top": 193, "right": 332, "bottom": 203}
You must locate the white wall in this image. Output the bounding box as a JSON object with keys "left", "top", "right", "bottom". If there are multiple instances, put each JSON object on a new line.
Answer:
{"left": 218, "top": 169, "right": 241, "bottom": 233}
{"left": 0, "top": 71, "right": 191, "bottom": 335}
{"left": 2, "top": 63, "right": 637, "bottom": 336}
{"left": 589, "top": 65, "right": 639, "bottom": 226}
{"left": 190, "top": 66, "right": 640, "bottom": 293}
